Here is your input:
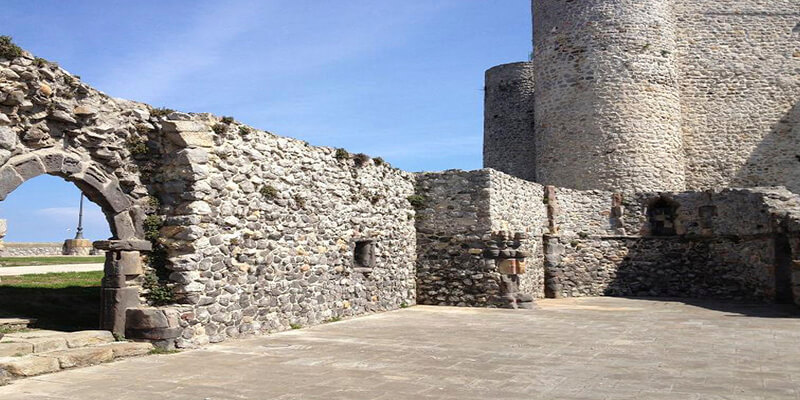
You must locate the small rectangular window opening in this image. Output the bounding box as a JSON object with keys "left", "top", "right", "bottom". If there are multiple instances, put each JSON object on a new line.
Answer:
{"left": 354, "top": 240, "right": 376, "bottom": 271}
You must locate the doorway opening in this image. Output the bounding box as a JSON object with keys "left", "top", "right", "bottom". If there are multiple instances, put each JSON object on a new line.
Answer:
{"left": 0, "top": 175, "right": 110, "bottom": 331}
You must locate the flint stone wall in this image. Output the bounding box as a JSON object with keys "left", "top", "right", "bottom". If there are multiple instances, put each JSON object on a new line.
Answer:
{"left": 677, "top": 1, "right": 800, "bottom": 192}
{"left": 162, "top": 118, "right": 417, "bottom": 347}
{"left": 486, "top": 170, "right": 546, "bottom": 298}
{"left": 414, "top": 169, "right": 545, "bottom": 307}
{"left": 544, "top": 186, "right": 800, "bottom": 302}
{"left": 1, "top": 242, "right": 64, "bottom": 256}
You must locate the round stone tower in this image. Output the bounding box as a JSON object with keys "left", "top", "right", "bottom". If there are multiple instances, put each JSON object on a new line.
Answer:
{"left": 532, "top": 0, "right": 685, "bottom": 192}
{"left": 483, "top": 62, "right": 536, "bottom": 182}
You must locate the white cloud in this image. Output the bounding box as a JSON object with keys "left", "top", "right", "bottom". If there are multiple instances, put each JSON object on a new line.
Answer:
{"left": 94, "top": 0, "right": 275, "bottom": 102}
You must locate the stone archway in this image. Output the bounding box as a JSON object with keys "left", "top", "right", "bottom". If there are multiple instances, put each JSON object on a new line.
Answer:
{"left": 0, "top": 149, "right": 150, "bottom": 334}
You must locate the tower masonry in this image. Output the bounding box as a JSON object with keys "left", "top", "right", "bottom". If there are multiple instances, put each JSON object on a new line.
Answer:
{"left": 485, "top": 0, "right": 800, "bottom": 194}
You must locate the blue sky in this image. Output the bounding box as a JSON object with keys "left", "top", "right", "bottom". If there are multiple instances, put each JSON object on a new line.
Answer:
{"left": 0, "top": 0, "right": 531, "bottom": 241}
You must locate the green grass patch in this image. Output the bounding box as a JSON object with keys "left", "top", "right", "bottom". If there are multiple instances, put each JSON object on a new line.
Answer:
{"left": 0, "top": 271, "right": 103, "bottom": 331}
{"left": 0, "top": 256, "right": 104, "bottom": 267}
{"left": 149, "top": 348, "right": 180, "bottom": 355}
{"left": 0, "top": 326, "right": 31, "bottom": 335}
{"left": 0, "top": 271, "right": 103, "bottom": 289}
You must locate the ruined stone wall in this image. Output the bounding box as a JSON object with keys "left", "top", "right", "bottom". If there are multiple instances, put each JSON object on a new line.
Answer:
{"left": 531, "top": 0, "right": 685, "bottom": 193}
{"left": 0, "top": 47, "right": 172, "bottom": 335}
{"left": 163, "top": 118, "right": 417, "bottom": 347}
{"left": 483, "top": 62, "right": 535, "bottom": 182}
{"left": 486, "top": 170, "right": 546, "bottom": 298}
{"left": 414, "top": 170, "right": 496, "bottom": 306}
{"left": 543, "top": 186, "right": 790, "bottom": 301}
{"left": 1, "top": 242, "right": 64, "bottom": 256}
{"left": 414, "top": 169, "right": 545, "bottom": 308}
{"left": 676, "top": 1, "right": 800, "bottom": 193}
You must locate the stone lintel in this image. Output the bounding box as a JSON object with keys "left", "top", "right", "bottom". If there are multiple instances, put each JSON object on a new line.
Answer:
{"left": 94, "top": 239, "right": 152, "bottom": 252}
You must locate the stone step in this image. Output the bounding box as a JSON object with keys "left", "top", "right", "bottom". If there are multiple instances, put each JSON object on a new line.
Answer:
{"left": 1, "top": 330, "right": 115, "bottom": 353}
{"left": 0, "top": 341, "right": 154, "bottom": 379}
{"left": 0, "top": 318, "right": 36, "bottom": 330}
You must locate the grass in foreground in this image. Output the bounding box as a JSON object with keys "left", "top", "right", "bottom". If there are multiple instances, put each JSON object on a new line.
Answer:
{"left": 0, "top": 271, "right": 104, "bottom": 288}
{"left": 0, "top": 271, "right": 103, "bottom": 331}
{"left": 0, "top": 256, "right": 105, "bottom": 267}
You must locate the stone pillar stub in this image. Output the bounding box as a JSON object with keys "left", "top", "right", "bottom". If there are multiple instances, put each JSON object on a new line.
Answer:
{"left": 100, "top": 287, "right": 140, "bottom": 335}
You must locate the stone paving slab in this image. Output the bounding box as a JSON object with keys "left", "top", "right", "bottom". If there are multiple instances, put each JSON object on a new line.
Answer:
{"left": 1, "top": 297, "right": 800, "bottom": 399}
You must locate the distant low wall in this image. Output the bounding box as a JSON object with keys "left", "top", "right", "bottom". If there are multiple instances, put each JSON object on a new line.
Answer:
{"left": 1, "top": 242, "right": 64, "bottom": 257}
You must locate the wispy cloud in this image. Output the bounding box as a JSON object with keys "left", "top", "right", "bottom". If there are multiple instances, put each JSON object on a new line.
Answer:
{"left": 93, "top": 0, "right": 455, "bottom": 106}
{"left": 94, "top": 0, "right": 274, "bottom": 102}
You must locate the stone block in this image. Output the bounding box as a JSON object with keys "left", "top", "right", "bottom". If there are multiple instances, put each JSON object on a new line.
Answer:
{"left": 0, "top": 126, "right": 17, "bottom": 150}
{"left": 166, "top": 130, "right": 214, "bottom": 148}
{"left": 125, "top": 308, "right": 169, "bottom": 330}
{"left": 107, "top": 341, "right": 153, "bottom": 358}
{"left": 11, "top": 155, "right": 44, "bottom": 181}
{"left": 0, "top": 355, "right": 60, "bottom": 376}
{"left": 0, "top": 167, "right": 22, "bottom": 200}
{"left": 65, "top": 330, "right": 115, "bottom": 348}
{"left": 48, "top": 346, "right": 114, "bottom": 369}
{"left": 100, "top": 287, "right": 140, "bottom": 334}
{"left": 497, "top": 259, "right": 525, "bottom": 275}
{"left": 19, "top": 336, "right": 68, "bottom": 353}
{"left": 112, "top": 211, "right": 137, "bottom": 240}
{"left": 73, "top": 105, "right": 97, "bottom": 116}
{"left": 60, "top": 154, "right": 83, "bottom": 175}
{"left": 119, "top": 251, "right": 143, "bottom": 276}
{"left": 39, "top": 152, "right": 64, "bottom": 173}
{"left": 0, "top": 342, "right": 33, "bottom": 357}
{"left": 160, "top": 120, "right": 208, "bottom": 133}
{"left": 1, "top": 90, "right": 25, "bottom": 106}
{"left": 125, "top": 308, "right": 181, "bottom": 341}
{"left": 99, "top": 181, "right": 132, "bottom": 213}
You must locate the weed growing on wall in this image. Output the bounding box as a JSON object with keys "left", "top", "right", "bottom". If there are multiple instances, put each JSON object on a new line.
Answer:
{"left": 212, "top": 124, "right": 227, "bottom": 134}
{"left": 126, "top": 137, "right": 148, "bottom": 157}
{"left": 0, "top": 36, "right": 23, "bottom": 60}
{"left": 334, "top": 148, "right": 349, "bottom": 161}
{"left": 260, "top": 185, "right": 278, "bottom": 199}
{"left": 150, "top": 107, "right": 175, "bottom": 118}
{"left": 406, "top": 195, "right": 427, "bottom": 210}
{"left": 353, "top": 153, "right": 370, "bottom": 167}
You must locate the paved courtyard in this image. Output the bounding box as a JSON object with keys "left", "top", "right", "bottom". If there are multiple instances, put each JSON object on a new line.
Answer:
{"left": 1, "top": 297, "right": 799, "bottom": 399}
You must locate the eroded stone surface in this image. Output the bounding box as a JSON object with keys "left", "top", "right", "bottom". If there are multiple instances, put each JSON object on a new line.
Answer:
{"left": 46, "top": 346, "right": 114, "bottom": 369}
{"left": 0, "top": 355, "right": 59, "bottom": 377}
{"left": 64, "top": 331, "right": 115, "bottom": 349}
